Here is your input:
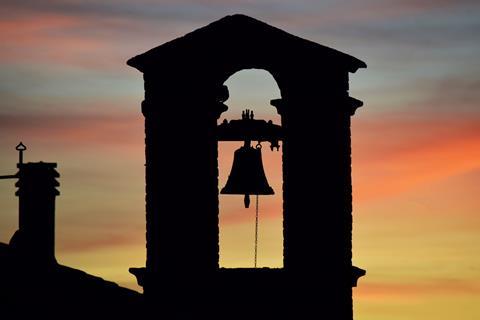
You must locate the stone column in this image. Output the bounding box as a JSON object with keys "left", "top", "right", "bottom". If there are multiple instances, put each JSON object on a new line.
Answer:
{"left": 142, "top": 75, "right": 227, "bottom": 311}
{"left": 271, "top": 73, "right": 359, "bottom": 318}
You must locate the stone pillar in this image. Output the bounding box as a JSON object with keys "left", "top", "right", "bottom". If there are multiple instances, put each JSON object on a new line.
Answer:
{"left": 271, "top": 73, "right": 357, "bottom": 318}
{"left": 12, "top": 162, "right": 60, "bottom": 265}
{"left": 142, "top": 75, "right": 227, "bottom": 312}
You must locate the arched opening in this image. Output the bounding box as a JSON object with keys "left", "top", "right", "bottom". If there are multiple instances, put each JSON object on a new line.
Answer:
{"left": 218, "top": 69, "right": 283, "bottom": 268}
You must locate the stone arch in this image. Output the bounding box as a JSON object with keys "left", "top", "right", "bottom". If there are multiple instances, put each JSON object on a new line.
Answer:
{"left": 220, "top": 68, "right": 281, "bottom": 122}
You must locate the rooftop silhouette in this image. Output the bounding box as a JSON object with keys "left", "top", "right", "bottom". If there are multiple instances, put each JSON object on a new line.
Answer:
{"left": 0, "top": 145, "right": 142, "bottom": 318}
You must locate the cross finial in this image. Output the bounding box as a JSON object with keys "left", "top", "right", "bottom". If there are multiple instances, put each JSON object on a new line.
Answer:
{"left": 15, "top": 142, "right": 27, "bottom": 164}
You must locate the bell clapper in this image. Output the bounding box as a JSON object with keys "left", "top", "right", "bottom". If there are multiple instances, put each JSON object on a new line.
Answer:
{"left": 244, "top": 194, "right": 250, "bottom": 208}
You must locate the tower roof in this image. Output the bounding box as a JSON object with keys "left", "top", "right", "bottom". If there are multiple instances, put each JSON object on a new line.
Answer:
{"left": 127, "top": 14, "right": 366, "bottom": 73}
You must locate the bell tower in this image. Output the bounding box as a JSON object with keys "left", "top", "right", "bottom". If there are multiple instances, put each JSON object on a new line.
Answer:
{"left": 128, "top": 14, "right": 366, "bottom": 319}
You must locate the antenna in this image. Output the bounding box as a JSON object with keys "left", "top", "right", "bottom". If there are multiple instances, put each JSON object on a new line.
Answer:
{"left": 16, "top": 142, "right": 27, "bottom": 164}
{"left": 0, "top": 142, "right": 26, "bottom": 179}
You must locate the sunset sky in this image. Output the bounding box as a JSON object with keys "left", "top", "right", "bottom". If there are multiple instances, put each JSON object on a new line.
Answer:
{"left": 1, "top": 1, "right": 479, "bottom": 319}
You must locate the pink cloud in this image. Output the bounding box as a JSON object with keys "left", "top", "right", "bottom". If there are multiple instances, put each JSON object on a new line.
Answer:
{"left": 0, "top": 14, "right": 102, "bottom": 62}
{"left": 0, "top": 11, "right": 141, "bottom": 70}
{"left": 0, "top": 111, "right": 144, "bottom": 148}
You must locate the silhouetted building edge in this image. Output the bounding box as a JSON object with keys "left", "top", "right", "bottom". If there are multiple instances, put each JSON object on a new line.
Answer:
{"left": 128, "top": 13, "right": 367, "bottom": 320}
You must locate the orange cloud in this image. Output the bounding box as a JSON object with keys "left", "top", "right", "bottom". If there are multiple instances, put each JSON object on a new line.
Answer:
{"left": 352, "top": 113, "right": 480, "bottom": 202}
{"left": 356, "top": 279, "right": 480, "bottom": 301}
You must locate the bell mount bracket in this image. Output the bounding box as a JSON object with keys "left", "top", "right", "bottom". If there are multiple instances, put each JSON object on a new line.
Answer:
{"left": 216, "top": 109, "right": 283, "bottom": 151}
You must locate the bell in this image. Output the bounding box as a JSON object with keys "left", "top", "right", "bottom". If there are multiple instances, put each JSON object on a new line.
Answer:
{"left": 221, "top": 142, "right": 274, "bottom": 208}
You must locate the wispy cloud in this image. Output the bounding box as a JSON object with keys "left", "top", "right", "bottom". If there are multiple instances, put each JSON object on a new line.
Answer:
{"left": 0, "top": 111, "right": 143, "bottom": 148}
{"left": 357, "top": 278, "right": 480, "bottom": 300}
{"left": 56, "top": 229, "right": 142, "bottom": 252}
{"left": 0, "top": 13, "right": 137, "bottom": 69}
{"left": 409, "top": 76, "right": 480, "bottom": 114}
{"left": 352, "top": 112, "right": 480, "bottom": 201}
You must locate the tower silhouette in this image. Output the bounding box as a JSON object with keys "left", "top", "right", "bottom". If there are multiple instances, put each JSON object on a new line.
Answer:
{"left": 128, "top": 14, "right": 367, "bottom": 319}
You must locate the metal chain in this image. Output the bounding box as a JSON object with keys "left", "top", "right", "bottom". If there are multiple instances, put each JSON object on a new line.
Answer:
{"left": 254, "top": 194, "right": 259, "bottom": 268}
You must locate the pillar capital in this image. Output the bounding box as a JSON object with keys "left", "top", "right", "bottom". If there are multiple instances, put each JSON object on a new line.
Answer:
{"left": 270, "top": 98, "right": 285, "bottom": 116}
{"left": 141, "top": 84, "right": 229, "bottom": 120}
{"left": 271, "top": 95, "right": 363, "bottom": 117}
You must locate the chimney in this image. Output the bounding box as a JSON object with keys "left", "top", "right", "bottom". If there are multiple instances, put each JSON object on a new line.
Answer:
{"left": 11, "top": 162, "right": 60, "bottom": 265}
